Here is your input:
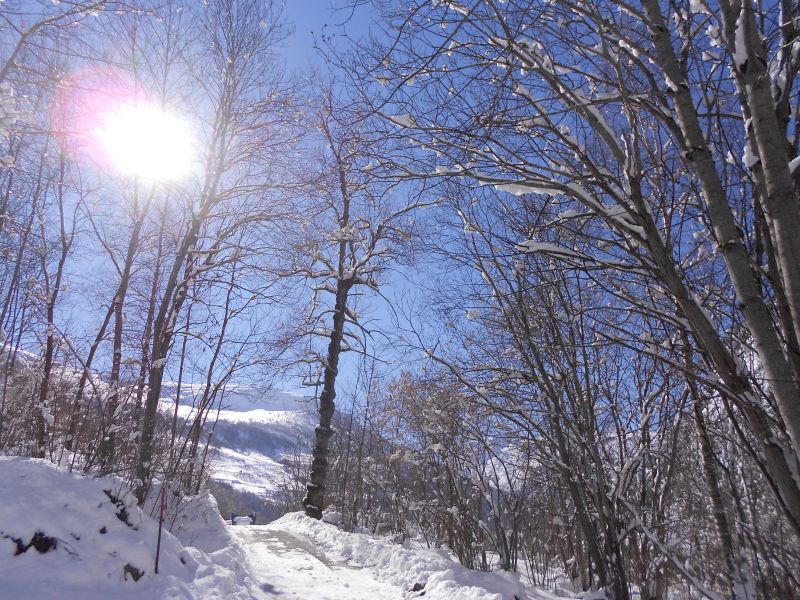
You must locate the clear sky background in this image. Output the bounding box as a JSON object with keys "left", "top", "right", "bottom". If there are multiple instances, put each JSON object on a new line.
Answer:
{"left": 281, "top": 1, "right": 375, "bottom": 71}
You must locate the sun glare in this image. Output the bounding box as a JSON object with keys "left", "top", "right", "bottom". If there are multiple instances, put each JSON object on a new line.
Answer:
{"left": 52, "top": 69, "right": 198, "bottom": 182}
{"left": 99, "top": 104, "right": 195, "bottom": 182}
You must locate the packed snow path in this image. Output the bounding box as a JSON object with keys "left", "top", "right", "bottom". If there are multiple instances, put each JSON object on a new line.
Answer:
{"left": 230, "top": 513, "right": 541, "bottom": 600}
{"left": 232, "top": 525, "right": 405, "bottom": 599}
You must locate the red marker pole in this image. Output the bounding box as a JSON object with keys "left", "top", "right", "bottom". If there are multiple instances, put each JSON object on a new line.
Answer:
{"left": 155, "top": 482, "right": 167, "bottom": 574}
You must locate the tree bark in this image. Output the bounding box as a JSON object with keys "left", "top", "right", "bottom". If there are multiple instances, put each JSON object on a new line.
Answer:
{"left": 100, "top": 198, "right": 145, "bottom": 471}
{"left": 302, "top": 278, "right": 351, "bottom": 519}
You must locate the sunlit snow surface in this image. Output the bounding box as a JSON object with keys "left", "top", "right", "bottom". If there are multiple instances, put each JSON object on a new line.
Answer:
{"left": 0, "top": 458, "right": 253, "bottom": 599}
{"left": 234, "top": 513, "right": 571, "bottom": 600}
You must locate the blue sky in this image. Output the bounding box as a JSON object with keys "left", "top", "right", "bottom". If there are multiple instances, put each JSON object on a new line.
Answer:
{"left": 281, "top": 0, "right": 375, "bottom": 70}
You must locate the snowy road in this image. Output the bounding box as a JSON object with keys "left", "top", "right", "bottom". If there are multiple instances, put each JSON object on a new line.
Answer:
{"left": 230, "top": 513, "right": 545, "bottom": 600}
{"left": 231, "top": 525, "right": 406, "bottom": 600}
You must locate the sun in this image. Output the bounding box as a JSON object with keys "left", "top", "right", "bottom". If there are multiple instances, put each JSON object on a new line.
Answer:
{"left": 99, "top": 103, "right": 195, "bottom": 182}
{"left": 52, "top": 68, "right": 197, "bottom": 181}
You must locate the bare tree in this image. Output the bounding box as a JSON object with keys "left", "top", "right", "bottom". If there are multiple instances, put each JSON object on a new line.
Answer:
{"left": 350, "top": 0, "right": 800, "bottom": 542}
{"left": 133, "top": 0, "right": 299, "bottom": 502}
{"left": 294, "top": 89, "right": 426, "bottom": 519}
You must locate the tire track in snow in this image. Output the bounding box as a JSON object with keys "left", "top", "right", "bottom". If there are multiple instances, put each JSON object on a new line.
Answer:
{"left": 231, "top": 525, "right": 406, "bottom": 600}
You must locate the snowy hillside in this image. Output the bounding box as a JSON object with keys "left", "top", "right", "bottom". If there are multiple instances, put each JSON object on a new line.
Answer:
{"left": 159, "top": 384, "right": 315, "bottom": 504}
{"left": 0, "top": 457, "right": 255, "bottom": 599}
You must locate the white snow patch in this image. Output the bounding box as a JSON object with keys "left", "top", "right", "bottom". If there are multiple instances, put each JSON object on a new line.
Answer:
{"left": 742, "top": 143, "right": 760, "bottom": 168}
{"left": 387, "top": 114, "right": 417, "bottom": 128}
{"left": 0, "top": 458, "right": 255, "bottom": 600}
{"left": 232, "top": 513, "right": 553, "bottom": 600}
{"left": 734, "top": 10, "right": 748, "bottom": 68}
{"left": 495, "top": 182, "right": 560, "bottom": 196}
{"left": 689, "top": 0, "right": 709, "bottom": 14}
{"left": 517, "top": 240, "right": 583, "bottom": 259}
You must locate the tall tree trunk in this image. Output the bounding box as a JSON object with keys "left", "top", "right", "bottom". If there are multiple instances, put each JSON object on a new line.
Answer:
{"left": 0, "top": 205, "right": 37, "bottom": 448}
{"left": 133, "top": 215, "right": 165, "bottom": 431}
{"left": 64, "top": 302, "right": 114, "bottom": 454}
{"left": 35, "top": 158, "right": 71, "bottom": 459}
{"left": 689, "top": 379, "right": 753, "bottom": 600}
{"left": 302, "top": 278, "right": 352, "bottom": 519}
{"left": 135, "top": 212, "right": 213, "bottom": 502}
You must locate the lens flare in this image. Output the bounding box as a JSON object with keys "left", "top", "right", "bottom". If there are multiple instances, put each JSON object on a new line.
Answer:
{"left": 52, "top": 68, "right": 195, "bottom": 182}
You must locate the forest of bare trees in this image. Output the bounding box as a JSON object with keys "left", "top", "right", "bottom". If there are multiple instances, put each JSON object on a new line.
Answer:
{"left": 2, "top": 0, "right": 800, "bottom": 599}
{"left": 0, "top": 0, "right": 301, "bottom": 500}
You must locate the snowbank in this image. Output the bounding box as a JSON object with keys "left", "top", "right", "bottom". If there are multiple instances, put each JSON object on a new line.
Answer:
{"left": 170, "top": 488, "right": 233, "bottom": 553}
{"left": 0, "top": 457, "right": 254, "bottom": 599}
{"left": 269, "top": 512, "right": 534, "bottom": 600}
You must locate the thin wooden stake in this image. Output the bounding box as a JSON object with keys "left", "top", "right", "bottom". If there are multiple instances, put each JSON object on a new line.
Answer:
{"left": 155, "top": 482, "right": 167, "bottom": 574}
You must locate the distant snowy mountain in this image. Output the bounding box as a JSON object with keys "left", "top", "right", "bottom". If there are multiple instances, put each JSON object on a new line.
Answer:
{"left": 159, "top": 383, "right": 316, "bottom": 510}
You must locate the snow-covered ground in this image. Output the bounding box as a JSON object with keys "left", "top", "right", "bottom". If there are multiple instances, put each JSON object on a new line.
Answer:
{"left": 0, "top": 457, "right": 579, "bottom": 600}
{"left": 234, "top": 513, "right": 572, "bottom": 600}
{"left": 234, "top": 520, "right": 406, "bottom": 599}
{"left": 0, "top": 457, "right": 255, "bottom": 599}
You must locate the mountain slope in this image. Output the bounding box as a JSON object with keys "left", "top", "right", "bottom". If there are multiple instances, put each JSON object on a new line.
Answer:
{"left": 160, "top": 384, "right": 315, "bottom": 508}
